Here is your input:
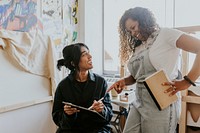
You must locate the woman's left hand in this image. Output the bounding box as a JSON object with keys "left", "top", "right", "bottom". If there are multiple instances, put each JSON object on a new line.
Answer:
{"left": 163, "top": 79, "right": 191, "bottom": 96}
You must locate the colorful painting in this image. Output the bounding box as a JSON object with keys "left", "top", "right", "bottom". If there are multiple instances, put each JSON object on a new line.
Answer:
{"left": 0, "top": 0, "right": 43, "bottom": 32}
{"left": 0, "top": 0, "right": 79, "bottom": 51}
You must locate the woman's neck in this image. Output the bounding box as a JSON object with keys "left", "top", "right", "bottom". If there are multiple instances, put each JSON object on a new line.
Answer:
{"left": 76, "top": 71, "right": 88, "bottom": 82}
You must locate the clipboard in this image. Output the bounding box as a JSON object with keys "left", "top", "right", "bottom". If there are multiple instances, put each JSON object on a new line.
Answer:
{"left": 62, "top": 101, "right": 107, "bottom": 121}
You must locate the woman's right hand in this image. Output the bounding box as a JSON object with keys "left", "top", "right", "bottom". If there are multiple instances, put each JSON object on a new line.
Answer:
{"left": 107, "top": 78, "right": 126, "bottom": 94}
{"left": 64, "top": 105, "right": 79, "bottom": 115}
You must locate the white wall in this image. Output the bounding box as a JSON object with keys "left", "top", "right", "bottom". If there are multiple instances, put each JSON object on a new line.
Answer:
{"left": 0, "top": 49, "right": 56, "bottom": 133}
{"left": 0, "top": 102, "right": 56, "bottom": 133}
{"left": 78, "top": 0, "right": 103, "bottom": 75}
{"left": 0, "top": 50, "right": 51, "bottom": 106}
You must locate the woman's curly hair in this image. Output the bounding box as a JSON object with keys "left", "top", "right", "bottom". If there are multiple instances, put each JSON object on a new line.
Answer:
{"left": 118, "top": 7, "right": 159, "bottom": 65}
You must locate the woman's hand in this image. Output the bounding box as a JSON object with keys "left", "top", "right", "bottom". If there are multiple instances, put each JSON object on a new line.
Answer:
{"left": 163, "top": 79, "right": 191, "bottom": 96}
{"left": 107, "top": 78, "right": 126, "bottom": 94}
{"left": 64, "top": 105, "right": 79, "bottom": 115}
{"left": 90, "top": 100, "right": 104, "bottom": 113}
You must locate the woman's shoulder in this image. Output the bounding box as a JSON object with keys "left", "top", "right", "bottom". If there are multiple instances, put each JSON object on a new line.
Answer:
{"left": 89, "top": 72, "right": 107, "bottom": 84}
{"left": 157, "top": 27, "right": 184, "bottom": 44}
{"left": 159, "top": 27, "right": 184, "bottom": 35}
{"left": 57, "top": 77, "right": 70, "bottom": 87}
{"left": 93, "top": 73, "right": 105, "bottom": 81}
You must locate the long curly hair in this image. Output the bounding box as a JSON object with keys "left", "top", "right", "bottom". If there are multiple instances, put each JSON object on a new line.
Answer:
{"left": 119, "top": 7, "right": 159, "bottom": 65}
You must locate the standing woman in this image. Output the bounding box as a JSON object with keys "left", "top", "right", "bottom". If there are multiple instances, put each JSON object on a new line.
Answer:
{"left": 52, "top": 43, "right": 113, "bottom": 133}
{"left": 107, "top": 7, "right": 200, "bottom": 133}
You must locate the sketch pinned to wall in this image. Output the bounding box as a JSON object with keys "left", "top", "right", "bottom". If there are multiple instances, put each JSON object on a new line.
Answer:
{"left": 42, "top": 19, "right": 62, "bottom": 42}
{"left": 41, "top": 0, "right": 63, "bottom": 57}
{"left": 42, "top": 0, "right": 62, "bottom": 19}
{"left": 0, "top": 0, "right": 43, "bottom": 32}
{"left": 63, "top": 0, "right": 78, "bottom": 45}
{"left": 43, "top": 18, "right": 63, "bottom": 56}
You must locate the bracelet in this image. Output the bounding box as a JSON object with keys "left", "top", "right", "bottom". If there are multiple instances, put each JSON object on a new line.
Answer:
{"left": 183, "top": 76, "right": 196, "bottom": 86}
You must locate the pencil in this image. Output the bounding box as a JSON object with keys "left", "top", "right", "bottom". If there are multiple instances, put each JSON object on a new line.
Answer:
{"left": 88, "top": 97, "right": 104, "bottom": 110}
{"left": 98, "top": 97, "right": 104, "bottom": 102}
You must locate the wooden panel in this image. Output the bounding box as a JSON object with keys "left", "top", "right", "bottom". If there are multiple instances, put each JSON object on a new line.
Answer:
{"left": 0, "top": 96, "right": 53, "bottom": 113}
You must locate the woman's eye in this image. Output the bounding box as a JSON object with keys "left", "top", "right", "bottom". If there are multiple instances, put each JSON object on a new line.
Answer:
{"left": 81, "top": 53, "right": 86, "bottom": 57}
{"left": 81, "top": 52, "right": 89, "bottom": 57}
{"left": 131, "top": 26, "right": 135, "bottom": 30}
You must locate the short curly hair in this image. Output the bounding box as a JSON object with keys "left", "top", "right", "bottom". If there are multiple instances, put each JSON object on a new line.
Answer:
{"left": 118, "top": 7, "right": 159, "bottom": 65}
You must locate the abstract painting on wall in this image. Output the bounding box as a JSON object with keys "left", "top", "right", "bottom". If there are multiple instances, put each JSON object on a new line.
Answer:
{"left": 0, "top": 0, "right": 43, "bottom": 32}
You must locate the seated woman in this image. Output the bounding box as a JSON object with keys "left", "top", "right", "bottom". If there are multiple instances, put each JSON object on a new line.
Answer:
{"left": 52, "top": 43, "right": 113, "bottom": 133}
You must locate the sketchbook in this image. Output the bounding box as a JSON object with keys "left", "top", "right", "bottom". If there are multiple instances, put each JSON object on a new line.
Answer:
{"left": 62, "top": 101, "right": 106, "bottom": 121}
{"left": 143, "top": 70, "right": 178, "bottom": 110}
